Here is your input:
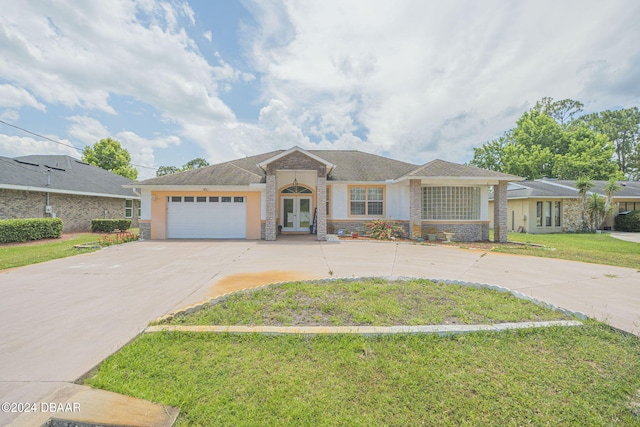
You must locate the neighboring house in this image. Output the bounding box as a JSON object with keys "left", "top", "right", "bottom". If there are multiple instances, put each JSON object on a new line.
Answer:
{"left": 0, "top": 155, "right": 140, "bottom": 232}
{"left": 488, "top": 179, "right": 640, "bottom": 233}
{"left": 130, "top": 146, "right": 521, "bottom": 242}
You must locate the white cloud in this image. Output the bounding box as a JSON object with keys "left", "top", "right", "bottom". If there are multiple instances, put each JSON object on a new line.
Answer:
{"left": 116, "top": 130, "right": 182, "bottom": 180}
{"left": 66, "top": 116, "right": 110, "bottom": 145}
{"left": 0, "top": 0, "right": 238, "bottom": 121}
{"left": 0, "top": 134, "right": 80, "bottom": 158}
{"left": 0, "top": 84, "right": 46, "bottom": 111}
{"left": 243, "top": 0, "right": 640, "bottom": 164}
{"left": 203, "top": 31, "right": 212, "bottom": 42}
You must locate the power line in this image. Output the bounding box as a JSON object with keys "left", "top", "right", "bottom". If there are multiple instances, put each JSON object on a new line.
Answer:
{"left": 0, "top": 119, "right": 157, "bottom": 171}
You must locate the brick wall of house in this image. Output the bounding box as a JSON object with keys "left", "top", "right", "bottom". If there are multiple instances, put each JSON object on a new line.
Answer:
{"left": 0, "top": 189, "right": 139, "bottom": 233}
{"left": 0, "top": 189, "right": 46, "bottom": 219}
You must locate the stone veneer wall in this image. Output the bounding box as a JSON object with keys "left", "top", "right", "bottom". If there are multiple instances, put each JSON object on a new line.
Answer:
{"left": 0, "top": 189, "right": 139, "bottom": 233}
{"left": 561, "top": 199, "right": 584, "bottom": 232}
{"left": 139, "top": 221, "right": 151, "bottom": 240}
{"left": 421, "top": 222, "right": 490, "bottom": 242}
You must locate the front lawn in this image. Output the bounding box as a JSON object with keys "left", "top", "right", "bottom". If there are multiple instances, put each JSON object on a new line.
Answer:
{"left": 86, "top": 326, "right": 640, "bottom": 426}
{"left": 86, "top": 280, "right": 640, "bottom": 426}
{"left": 0, "top": 229, "right": 139, "bottom": 270}
{"left": 0, "top": 233, "right": 101, "bottom": 270}
{"left": 492, "top": 232, "right": 640, "bottom": 270}
{"left": 165, "top": 279, "right": 571, "bottom": 326}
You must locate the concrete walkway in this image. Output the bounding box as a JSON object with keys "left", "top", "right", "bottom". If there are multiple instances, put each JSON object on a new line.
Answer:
{"left": 2, "top": 239, "right": 639, "bottom": 425}
{"left": 610, "top": 231, "right": 640, "bottom": 243}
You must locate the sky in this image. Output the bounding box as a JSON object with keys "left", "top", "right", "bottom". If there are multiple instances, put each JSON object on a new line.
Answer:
{"left": 1, "top": 0, "right": 639, "bottom": 180}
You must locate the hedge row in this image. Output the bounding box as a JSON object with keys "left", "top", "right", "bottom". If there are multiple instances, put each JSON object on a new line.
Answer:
{"left": 615, "top": 211, "right": 640, "bottom": 232}
{"left": 91, "top": 219, "right": 132, "bottom": 233}
{"left": 0, "top": 218, "right": 64, "bottom": 243}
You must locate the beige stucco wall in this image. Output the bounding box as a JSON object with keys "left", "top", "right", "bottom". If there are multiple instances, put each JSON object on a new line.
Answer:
{"left": 149, "top": 191, "right": 261, "bottom": 239}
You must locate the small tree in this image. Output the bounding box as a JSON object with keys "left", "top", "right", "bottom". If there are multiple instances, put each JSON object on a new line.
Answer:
{"left": 156, "top": 157, "right": 210, "bottom": 177}
{"left": 603, "top": 178, "right": 622, "bottom": 226}
{"left": 575, "top": 176, "right": 593, "bottom": 232}
{"left": 82, "top": 138, "right": 138, "bottom": 180}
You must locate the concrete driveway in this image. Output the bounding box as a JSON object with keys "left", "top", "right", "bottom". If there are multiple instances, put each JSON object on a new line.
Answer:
{"left": 1, "top": 239, "right": 639, "bottom": 424}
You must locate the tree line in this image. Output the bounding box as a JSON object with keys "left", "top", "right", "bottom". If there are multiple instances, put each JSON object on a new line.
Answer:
{"left": 469, "top": 97, "right": 640, "bottom": 180}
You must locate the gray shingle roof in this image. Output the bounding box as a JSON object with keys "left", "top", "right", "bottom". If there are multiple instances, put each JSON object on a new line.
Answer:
{"left": 405, "top": 159, "right": 522, "bottom": 180}
{"left": 136, "top": 149, "right": 521, "bottom": 186}
{"left": 0, "top": 155, "right": 139, "bottom": 198}
{"left": 493, "top": 179, "right": 640, "bottom": 200}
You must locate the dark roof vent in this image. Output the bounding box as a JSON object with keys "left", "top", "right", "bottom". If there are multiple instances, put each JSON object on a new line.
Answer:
{"left": 14, "top": 159, "right": 39, "bottom": 167}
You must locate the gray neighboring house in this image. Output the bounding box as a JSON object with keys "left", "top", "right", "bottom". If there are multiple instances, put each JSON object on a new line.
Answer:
{"left": 0, "top": 155, "right": 140, "bottom": 232}
{"left": 488, "top": 179, "right": 640, "bottom": 233}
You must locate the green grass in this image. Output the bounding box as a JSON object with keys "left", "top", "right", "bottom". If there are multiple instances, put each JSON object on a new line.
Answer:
{"left": 0, "top": 234, "right": 101, "bottom": 270}
{"left": 166, "top": 279, "right": 571, "bottom": 326}
{"left": 85, "top": 325, "right": 640, "bottom": 426}
{"left": 492, "top": 232, "right": 640, "bottom": 270}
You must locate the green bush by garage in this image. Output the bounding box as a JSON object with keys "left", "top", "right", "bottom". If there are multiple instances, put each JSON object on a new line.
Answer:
{"left": 91, "top": 219, "right": 132, "bottom": 233}
{"left": 615, "top": 210, "right": 640, "bottom": 232}
{"left": 0, "top": 218, "right": 64, "bottom": 243}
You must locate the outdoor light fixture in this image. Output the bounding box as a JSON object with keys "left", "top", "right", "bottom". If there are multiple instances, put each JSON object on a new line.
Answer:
{"left": 293, "top": 172, "right": 298, "bottom": 193}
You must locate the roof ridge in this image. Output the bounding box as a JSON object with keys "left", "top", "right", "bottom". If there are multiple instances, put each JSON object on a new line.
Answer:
{"left": 228, "top": 161, "right": 262, "bottom": 178}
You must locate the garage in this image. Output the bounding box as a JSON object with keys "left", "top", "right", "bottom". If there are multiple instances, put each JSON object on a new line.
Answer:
{"left": 166, "top": 195, "right": 246, "bottom": 238}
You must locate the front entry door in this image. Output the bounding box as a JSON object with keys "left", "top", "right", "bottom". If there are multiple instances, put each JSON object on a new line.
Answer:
{"left": 282, "top": 197, "right": 312, "bottom": 232}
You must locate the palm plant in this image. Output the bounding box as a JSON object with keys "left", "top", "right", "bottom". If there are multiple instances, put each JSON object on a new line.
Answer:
{"left": 603, "top": 178, "right": 621, "bottom": 225}
{"left": 575, "top": 176, "right": 593, "bottom": 232}
{"left": 587, "top": 193, "right": 607, "bottom": 231}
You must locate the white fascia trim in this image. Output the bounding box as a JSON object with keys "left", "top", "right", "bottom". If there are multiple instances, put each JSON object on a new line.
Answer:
{"left": 131, "top": 185, "right": 264, "bottom": 192}
{"left": 0, "top": 183, "right": 140, "bottom": 200}
{"left": 393, "top": 176, "right": 524, "bottom": 184}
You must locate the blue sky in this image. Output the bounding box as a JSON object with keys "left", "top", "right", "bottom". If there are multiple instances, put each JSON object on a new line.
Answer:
{"left": 1, "top": 0, "right": 639, "bottom": 180}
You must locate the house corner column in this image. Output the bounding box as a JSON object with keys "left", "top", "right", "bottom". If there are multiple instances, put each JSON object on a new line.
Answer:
{"left": 409, "top": 179, "right": 422, "bottom": 239}
{"left": 316, "top": 175, "right": 327, "bottom": 241}
{"left": 493, "top": 181, "right": 508, "bottom": 243}
{"left": 265, "top": 174, "right": 277, "bottom": 241}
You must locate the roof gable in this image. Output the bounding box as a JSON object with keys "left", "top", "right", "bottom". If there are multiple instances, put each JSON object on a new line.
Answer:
{"left": 257, "top": 146, "right": 335, "bottom": 170}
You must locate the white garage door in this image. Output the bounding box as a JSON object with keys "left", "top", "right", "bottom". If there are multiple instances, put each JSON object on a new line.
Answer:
{"left": 167, "top": 196, "right": 246, "bottom": 239}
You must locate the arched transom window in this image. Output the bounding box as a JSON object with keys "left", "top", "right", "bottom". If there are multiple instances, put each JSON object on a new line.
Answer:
{"left": 281, "top": 185, "right": 312, "bottom": 194}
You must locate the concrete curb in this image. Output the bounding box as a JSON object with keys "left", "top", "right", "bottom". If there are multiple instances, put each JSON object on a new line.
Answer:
{"left": 154, "top": 276, "right": 590, "bottom": 325}
{"left": 146, "top": 320, "right": 583, "bottom": 336}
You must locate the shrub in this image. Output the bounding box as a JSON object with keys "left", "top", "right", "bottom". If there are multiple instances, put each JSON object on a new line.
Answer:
{"left": 91, "top": 219, "right": 132, "bottom": 233}
{"left": 0, "top": 218, "right": 64, "bottom": 243}
{"left": 366, "top": 219, "right": 405, "bottom": 240}
{"left": 615, "top": 210, "right": 640, "bottom": 232}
